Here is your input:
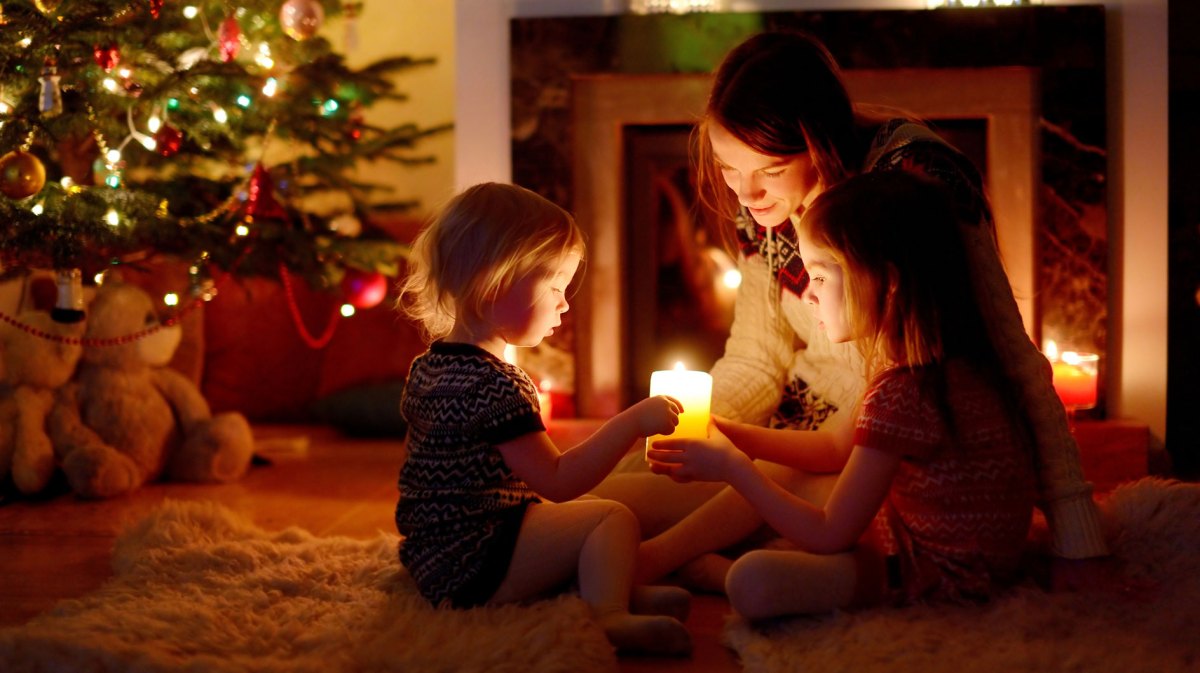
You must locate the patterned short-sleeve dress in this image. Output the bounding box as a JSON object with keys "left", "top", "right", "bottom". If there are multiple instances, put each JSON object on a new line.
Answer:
{"left": 396, "top": 341, "right": 546, "bottom": 608}
{"left": 855, "top": 360, "right": 1038, "bottom": 605}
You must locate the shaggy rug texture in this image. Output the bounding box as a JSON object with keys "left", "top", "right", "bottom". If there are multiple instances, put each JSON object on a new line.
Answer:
{"left": 0, "top": 501, "right": 617, "bottom": 673}
{"left": 724, "top": 477, "right": 1200, "bottom": 673}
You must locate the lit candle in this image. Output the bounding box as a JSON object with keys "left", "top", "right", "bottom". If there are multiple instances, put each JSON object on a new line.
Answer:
{"left": 1050, "top": 351, "right": 1098, "bottom": 410}
{"left": 537, "top": 379, "right": 553, "bottom": 427}
{"left": 646, "top": 362, "right": 712, "bottom": 457}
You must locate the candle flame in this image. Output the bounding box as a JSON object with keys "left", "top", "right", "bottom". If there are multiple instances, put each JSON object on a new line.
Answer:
{"left": 673, "top": 361, "right": 686, "bottom": 371}
{"left": 1043, "top": 340, "right": 1059, "bottom": 360}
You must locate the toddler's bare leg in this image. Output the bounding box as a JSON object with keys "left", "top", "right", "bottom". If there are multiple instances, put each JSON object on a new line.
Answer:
{"left": 491, "top": 500, "right": 691, "bottom": 657}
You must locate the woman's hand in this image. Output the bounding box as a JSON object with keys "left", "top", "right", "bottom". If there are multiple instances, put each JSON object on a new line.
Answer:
{"left": 624, "top": 394, "right": 683, "bottom": 438}
{"left": 645, "top": 424, "right": 752, "bottom": 484}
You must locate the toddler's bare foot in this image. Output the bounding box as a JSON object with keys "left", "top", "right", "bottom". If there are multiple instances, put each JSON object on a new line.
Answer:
{"left": 676, "top": 553, "right": 732, "bottom": 594}
{"left": 597, "top": 612, "right": 692, "bottom": 657}
{"left": 630, "top": 585, "right": 691, "bottom": 621}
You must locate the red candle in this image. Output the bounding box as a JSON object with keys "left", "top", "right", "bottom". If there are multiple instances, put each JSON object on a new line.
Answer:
{"left": 1050, "top": 352, "right": 1098, "bottom": 410}
{"left": 537, "top": 380, "right": 553, "bottom": 427}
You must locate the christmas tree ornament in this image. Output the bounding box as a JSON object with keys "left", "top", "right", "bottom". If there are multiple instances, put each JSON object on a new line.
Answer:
{"left": 218, "top": 15, "right": 241, "bottom": 62}
{"left": 245, "top": 163, "right": 287, "bottom": 221}
{"left": 154, "top": 123, "right": 183, "bottom": 156}
{"left": 340, "top": 268, "right": 388, "bottom": 309}
{"left": 93, "top": 43, "right": 120, "bottom": 72}
{"left": 34, "top": 0, "right": 63, "bottom": 15}
{"left": 342, "top": 2, "right": 363, "bottom": 52}
{"left": 329, "top": 213, "right": 362, "bottom": 237}
{"left": 280, "top": 0, "right": 325, "bottom": 41}
{"left": 39, "top": 59, "right": 63, "bottom": 118}
{"left": 51, "top": 268, "right": 86, "bottom": 323}
{"left": 0, "top": 150, "right": 47, "bottom": 200}
{"left": 345, "top": 109, "right": 364, "bottom": 142}
{"left": 148, "top": 0, "right": 163, "bottom": 19}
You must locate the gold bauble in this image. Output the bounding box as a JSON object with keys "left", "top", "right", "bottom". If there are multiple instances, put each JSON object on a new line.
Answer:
{"left": 34, "top": 0, "right": 63, "bottom": 15}
{"left": 0, "top": 150, "right": 47, "bottom": 200}
{"left": 280, "top": 0, "right": 324, "bottom": 41}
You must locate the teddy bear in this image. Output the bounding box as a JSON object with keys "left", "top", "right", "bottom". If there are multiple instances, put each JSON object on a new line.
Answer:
{"left": 0, "top": 310, "right": 85, "bottom": 495}
{"left": 49, "top": 281, "right": 255, "bottom": 498}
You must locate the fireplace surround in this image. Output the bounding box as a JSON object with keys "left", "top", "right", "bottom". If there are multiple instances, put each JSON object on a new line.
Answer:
{"left": 511, "top": 8, "right": 1108, "bottom": 418}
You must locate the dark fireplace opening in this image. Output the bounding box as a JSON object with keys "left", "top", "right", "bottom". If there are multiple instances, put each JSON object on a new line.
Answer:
{"left": 623, "top": 124, "right": 734, "bottom": 403}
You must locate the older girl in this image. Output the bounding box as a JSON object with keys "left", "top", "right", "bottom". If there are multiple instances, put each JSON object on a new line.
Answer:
{"left": 644, "top": 172, "right": 1039, "bottom": 616}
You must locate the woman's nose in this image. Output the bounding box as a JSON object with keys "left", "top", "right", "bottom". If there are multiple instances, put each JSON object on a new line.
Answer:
{"left": 737, "top": 175, "right": 762, "bottom": 203}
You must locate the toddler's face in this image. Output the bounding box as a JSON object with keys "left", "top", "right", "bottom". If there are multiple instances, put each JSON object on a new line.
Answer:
{"left": 493, "top": 252, "right": 581, "bottom": 348}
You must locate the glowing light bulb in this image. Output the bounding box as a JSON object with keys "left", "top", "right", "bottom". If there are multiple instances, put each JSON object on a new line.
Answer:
{"left": 105, "top": 209, "right": 120, "bottom": 226}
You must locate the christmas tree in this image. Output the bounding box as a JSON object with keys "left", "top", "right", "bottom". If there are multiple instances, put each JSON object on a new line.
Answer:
{"left": 0, "top": 0, "right": 448, "bottom": 326}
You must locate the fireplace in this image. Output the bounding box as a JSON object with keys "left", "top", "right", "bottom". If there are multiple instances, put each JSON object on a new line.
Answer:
{"left": 570, "top": 68, "right": 1038, "bottom": 417}
{"left": 509, "top": 9, "right": 1109, "bottom": 420}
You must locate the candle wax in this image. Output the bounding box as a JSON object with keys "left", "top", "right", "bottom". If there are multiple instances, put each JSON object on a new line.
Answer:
{"left": 1051, "top": 360, "right": 1098, "bottom": 410}
{"left": 646, "top": 369, "right": 712, "bottom": 457}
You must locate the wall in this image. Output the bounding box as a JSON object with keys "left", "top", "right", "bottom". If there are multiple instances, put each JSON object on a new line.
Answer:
{"left": 333, "top": 0, "right": 457, "bottom": 217}
{"left": 453, "top": 0, "right": 1170, "bottom": 447}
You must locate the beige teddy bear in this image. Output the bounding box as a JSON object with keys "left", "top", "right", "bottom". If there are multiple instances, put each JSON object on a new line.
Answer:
{"left": 49, "top": 281, "right": 255, "bottom": 498}
{"left": 0, "top": 311, "right": 84, "bottom": 495}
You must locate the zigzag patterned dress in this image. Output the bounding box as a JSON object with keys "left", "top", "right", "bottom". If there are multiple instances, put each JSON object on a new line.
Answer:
{"left": 856, "top": 360, "right": 1038, "bottom": 605}
{"left": 396, "top": 341, "right": 545, "bottom": 608}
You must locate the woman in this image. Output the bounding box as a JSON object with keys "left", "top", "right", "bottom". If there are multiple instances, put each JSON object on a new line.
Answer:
{"left": 594, "top": 30, "right": 1110, "bottom": 590}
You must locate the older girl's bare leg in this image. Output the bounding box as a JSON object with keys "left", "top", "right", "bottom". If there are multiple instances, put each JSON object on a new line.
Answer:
{"left": 725, "top": 549, "right": 858, "bottom": 619}
{"left": 636, "top": 464, "right": 837, "bottom": 587}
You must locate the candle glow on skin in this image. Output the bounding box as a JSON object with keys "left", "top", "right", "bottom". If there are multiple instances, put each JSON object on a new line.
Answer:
{"left": 646, "top": 362, "right": 712, "bottom": 457}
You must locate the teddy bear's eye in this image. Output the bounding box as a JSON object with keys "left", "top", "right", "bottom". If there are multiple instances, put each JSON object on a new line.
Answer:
{"left": 144, "top": 311, "right": 158, "bottom": 327}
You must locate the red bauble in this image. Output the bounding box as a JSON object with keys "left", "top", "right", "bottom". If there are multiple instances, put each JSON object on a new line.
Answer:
{"left": 93, "top": 43, "right": 119, "bottom": 72}
{"left": 245, "top": 163, "right": 287, "bottom": 221}
{"left": 218, "top": 16, "right": 241, "bottom": 62}
{"left": 341, "top": 269, "right": 388, "bottom": 309}
{"left": 154, "top": 123, "right": 183, "bottom": 156}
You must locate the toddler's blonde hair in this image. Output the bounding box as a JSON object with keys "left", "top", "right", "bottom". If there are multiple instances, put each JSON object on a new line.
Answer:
{"left": 398, "top": 182, "right": 584, "bottom": 341}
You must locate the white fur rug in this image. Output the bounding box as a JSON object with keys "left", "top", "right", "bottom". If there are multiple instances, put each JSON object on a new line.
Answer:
{"left": 0, "top": 501, "right": 617, "bottom": 673}
{"left": 724, "top": 477, "right": 1200, "bottom": 673}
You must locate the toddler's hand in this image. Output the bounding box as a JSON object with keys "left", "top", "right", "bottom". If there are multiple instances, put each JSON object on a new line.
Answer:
{"left": 626, "top": 395, "right": 682, "bottom": 438}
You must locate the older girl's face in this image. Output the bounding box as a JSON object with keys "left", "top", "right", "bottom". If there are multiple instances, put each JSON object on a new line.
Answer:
{"left": 795, "top": 229, "right": 850, "bottom": 343}
{"left": 709, "top": 123, "right": 822, "bottom": 228}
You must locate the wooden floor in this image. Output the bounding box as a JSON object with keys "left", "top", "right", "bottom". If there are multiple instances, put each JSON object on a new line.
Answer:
{"left": 0, "top": 423, "right": 740, "bottom": 673}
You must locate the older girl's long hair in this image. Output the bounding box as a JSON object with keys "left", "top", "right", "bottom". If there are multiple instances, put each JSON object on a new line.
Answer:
{"left": 397, "top": 182, "right": 584, "bottom": 342}
{"left": 797, "top": 171, "right": 996, "bottom": 382}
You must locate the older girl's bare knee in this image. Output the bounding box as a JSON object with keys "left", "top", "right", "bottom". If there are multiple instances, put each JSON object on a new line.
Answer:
{"left": 725, "top": 552, "right": 779, "bottom": 620}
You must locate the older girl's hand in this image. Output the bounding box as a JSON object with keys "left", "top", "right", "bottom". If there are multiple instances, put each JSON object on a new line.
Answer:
{"left": 645, "top": 425, "right": 751, "bottom": 484}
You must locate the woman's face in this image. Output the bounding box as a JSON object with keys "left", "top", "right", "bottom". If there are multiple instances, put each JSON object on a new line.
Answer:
{"left": 708, "top": 123, "right": 821, "bottom": 228}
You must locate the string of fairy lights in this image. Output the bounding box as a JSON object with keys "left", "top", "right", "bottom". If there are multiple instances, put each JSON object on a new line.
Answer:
{"left": 0, "top": 1, "right": 431, "bottom": 346}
